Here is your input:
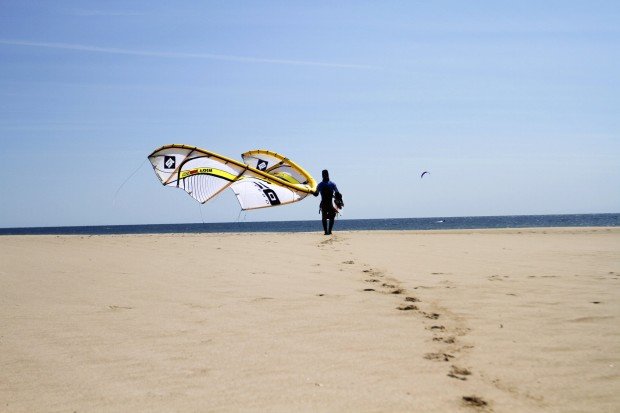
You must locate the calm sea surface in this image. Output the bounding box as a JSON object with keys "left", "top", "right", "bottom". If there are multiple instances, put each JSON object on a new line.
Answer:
{"left": 0, "top": 214, "right": 617, "bottom": 236}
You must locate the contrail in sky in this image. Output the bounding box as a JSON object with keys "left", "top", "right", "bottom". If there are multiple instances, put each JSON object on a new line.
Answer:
{"left": 0, "top": 39, "right": 373, "bottom": 69}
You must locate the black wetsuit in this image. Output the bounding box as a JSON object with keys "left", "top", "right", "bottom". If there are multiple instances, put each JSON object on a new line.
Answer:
{"left": 314, "top": 180, "right": 339, "bottom": 234}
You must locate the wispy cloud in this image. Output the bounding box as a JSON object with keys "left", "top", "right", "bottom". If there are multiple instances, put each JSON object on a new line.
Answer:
{"left": 68, "top": 9, "right": 144, "bottom": 17}
{"left": 0, "top": 39, "right": 372, "bottom": 69}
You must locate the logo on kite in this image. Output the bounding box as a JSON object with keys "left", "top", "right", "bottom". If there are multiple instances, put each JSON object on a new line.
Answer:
{"left": 256, "top": 159, "right": 268, "bottom": 171}
{"left": 164, "top": 156, "right": 176, "bottom": 170}
{"left": 420, "top": 171, "right": 430, "bottom": 178}
{"left": 263, "top": 189, "right": 281, "bottom": 205}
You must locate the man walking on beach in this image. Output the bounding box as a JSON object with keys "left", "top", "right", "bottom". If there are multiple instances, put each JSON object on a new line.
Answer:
{"left": 314, "top": 169, "right": 343, "bottom": 235}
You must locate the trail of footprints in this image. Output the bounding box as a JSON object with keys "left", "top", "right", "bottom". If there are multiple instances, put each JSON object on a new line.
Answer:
{"left": 350, "top": 261, "right": 489, "bottom": 409}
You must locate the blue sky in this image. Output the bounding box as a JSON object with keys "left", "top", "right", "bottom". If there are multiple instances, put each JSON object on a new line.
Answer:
{"left": 1, "top": 1, "right": 618, "bottom": 227}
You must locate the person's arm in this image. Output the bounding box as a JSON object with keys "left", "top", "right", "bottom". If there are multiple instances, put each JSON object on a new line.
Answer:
{"left": 333, "top": 183, "right": 344, "bottom": 208}
{"left": 331, "top": 182, "right": 339, "bottom": 197}
{"left": 313, "top": 182, "right": 322, "bottom": 197}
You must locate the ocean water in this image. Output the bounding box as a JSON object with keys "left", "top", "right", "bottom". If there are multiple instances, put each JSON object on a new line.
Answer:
{"left": 0, "top": 214, "right": 617, "bottom": 236}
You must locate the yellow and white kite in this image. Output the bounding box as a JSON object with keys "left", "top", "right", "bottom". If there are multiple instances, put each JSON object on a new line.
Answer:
{"left": 148, "top": 144, "right": 317, "bottom": 210}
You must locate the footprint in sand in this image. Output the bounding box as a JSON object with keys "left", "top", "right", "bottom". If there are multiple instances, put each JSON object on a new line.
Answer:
{"left": 108, "top": 305, "right": 133, "bottom": 310}
{"left": 423, "top": 312, "right": 441, "bottom": 320}
{"left": 433, "top": 336, "right": 456, "bottom": 344}
{"left": 365, "top": 279, "right": 380, "bottom": 283}
{"left": 405, "top": 296, "right": 420, "bottom": 302}
{"left": 342, "top": 260, "right": 355, "bottom": 264}
{"left": 363, "top": 288, "right": 375, "bottom": 292}
{"left": 448, "top": 365, "right": 472, "bottom": 381}
{"left": 424, "top": 352, "right": 455, "bottom": 362}
{"left": 462, "top": 395, "right": 488, "bottom": 408}
{"left": 377, "top": 282, "right": 404, "bottom": 295}
{"left": 362, "top": 269, "right": 384, "bottom": 277}
{"left": 397, "top": 304, "right": 418, "bottom": 311}
{"left": 428, "top": 325, "right": 446, "bottom": 331}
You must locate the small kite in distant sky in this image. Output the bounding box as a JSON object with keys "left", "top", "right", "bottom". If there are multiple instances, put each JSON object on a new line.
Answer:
{"left": 420, "top": 171, "right": 430, "bottom": 178}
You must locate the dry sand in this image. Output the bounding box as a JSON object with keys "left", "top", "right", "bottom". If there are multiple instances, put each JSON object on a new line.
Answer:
{"left": 0, "top": 228, "right": 618, "bottom": 412}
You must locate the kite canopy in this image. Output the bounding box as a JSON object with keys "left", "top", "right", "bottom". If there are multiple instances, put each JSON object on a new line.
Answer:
{"left": 148, "top": 144, "right": 317, "bottom": 210}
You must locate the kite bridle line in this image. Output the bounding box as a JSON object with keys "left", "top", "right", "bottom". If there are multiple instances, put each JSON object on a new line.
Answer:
{"left": 112, "top": 158, "right": 148, "bottom": 207}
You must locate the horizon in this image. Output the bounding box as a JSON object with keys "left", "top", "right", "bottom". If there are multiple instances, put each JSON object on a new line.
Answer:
{"left": 1, "top": 212, "right": 618, "bottom": 231}
{"left": 1, "top": 1, "right": 619, "bottom": 227}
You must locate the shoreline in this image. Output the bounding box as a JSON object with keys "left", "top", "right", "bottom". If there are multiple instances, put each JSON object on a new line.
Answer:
{"left": 1, "top": 227, "right": 618, "bottom": 412}
{"left": 0, "top": 225, "right": 617, "bottom": 237}
{"left": 0, "top": 213, "right": 617, "bottom": 236}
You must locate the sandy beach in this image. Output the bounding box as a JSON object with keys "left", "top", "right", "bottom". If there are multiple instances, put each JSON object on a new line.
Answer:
{"left": 0, "top": 228, "right": 618, "bottom": 412}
